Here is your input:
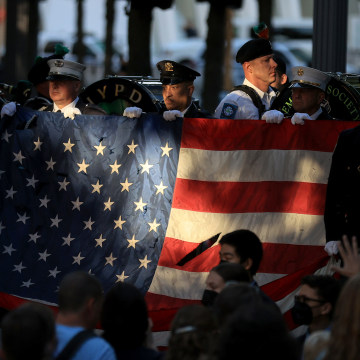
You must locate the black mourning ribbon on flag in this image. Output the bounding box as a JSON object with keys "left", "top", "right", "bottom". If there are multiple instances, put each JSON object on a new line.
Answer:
{"left": 176, "top": 233, "right": 221, "bottom": 266}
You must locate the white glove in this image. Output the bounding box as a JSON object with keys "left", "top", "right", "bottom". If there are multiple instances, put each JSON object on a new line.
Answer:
{"left": 324, "top": 241, "right": 339, "bottom": 256}
{"left": 261, "top": 110, "right": 284, "bottom": 124}
{"left": 163, "top": 110, "right": 183, "bottom": 121}
{"left": 1, "top": 102, "right": 17, "bottom": 118}
{"left": 63, "top": 107, "right": 81, "bottom": 120}
{"left": 123, "top": 107, "right": 142, "bottom": 119}
{"left": 291, "top": 112, "right": 311, "bottom": 125}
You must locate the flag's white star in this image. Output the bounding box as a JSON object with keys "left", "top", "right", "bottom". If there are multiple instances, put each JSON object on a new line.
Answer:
{"left": 0, "top": 221, "right": 5, "bottom": 235}
{"left": 71, "top": 197, "right": 83, "bottom": 211}
{"left": 39, "top": 195, "right": 50, "bottom": 208}
{"left": 104, "top": 197, "right": 114, "bottom": 211}
{"left": 45, "top": 157, "right": 56, "bottom": 170}
{"left": 72, "top": 252, "right": 84, "bottom": 265}
{"left": 77, "top": 159, "right": 90, "bottom": 173}
{"left": 5, "top": 186, "right": 17, "bottom": 199}
{"left": 134, "top": 197, "right": 147, "bottom": 212}
{"left": 28, "top": 232, "right": 41, "bottom": 243}
{"left": 109, "top": 160, "right": 121, "bottom": 174}
{"left": 160, "top": 142, "right": 173, "bottom": 157}
{"left": 3, "top": 244, "right": 16, "bottom": 256}
{"left": 139, "top": 255, "right": 151, "bottom": 269}
{"left": 13, "top": 150, "right": 25, "bottom": 164}
{"left": 63, "top": 138, "right": 75, "bottom": 153}
{"left": 155, "top": 181, "right": 168, "bottom": 195}
{"left": 120, "top": 178, "right": 133, "bottom": 192}
{"left": 91, "top": 180, "right": 103, "bottom": 194}
{"left": 33, "top": 137, "right": 43, "bottom": 151}
{"left": 1, "top": 130, "right": 12, "bottom": 142}
{"left": 13, "top": 262, "right": 26, "bottom": 273}
{"left": 94, "top": 141, "right": 106, "bottom": 155}
{"left": 17, "top": 212, "right": 30, "bottom": 224}
{"left": 50, "top": 214, "right": 62, "bottom": 228}
{"left": 26, "top": 175, "right": 39, "bottom": 188}
{"left": 140, "top": 160, "right": 154, "bottom": 174}
{"left": 38, "top": 249, "right": 51, "bottom": 262}
{"left": 95, "top": 234, "right": 106, "bottom": 248}
{"left": 116, "top": 271, "right": 129, "bottom": 283}
{"left": 148, "top": 219, "right": 160, "bottom": 233}
{"left": 127, "top": 235, "right": 139, "bottom": 249}
{"left": 62, "top": 233, "right": 75, "bottom": 246}
{"left": 105, "top": 253, "right": 117, "bottom": 266}
{"left": 114, "top": 215, "right": 126, "bottom": 230}
{"left": 127, "top": 139, "right": 138, "bottom": 154}
{"left": 21, "top": 279, "right": 34, "bottom": 288}
{"left": 83, "top": 217, "right": 95, "bottom": 230}
{"left": 58, "top": 178, "right": 70, "bottom": 191}
{"left": 48, "top": 267, "right": 61, "bottom": 278}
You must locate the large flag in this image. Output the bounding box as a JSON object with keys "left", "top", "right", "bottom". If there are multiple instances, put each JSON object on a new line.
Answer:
{"left": 0, "top": 107, "right": 182, "bottom": 305}
{"left": 0, "top": 107, "right": 357, "bottom": 343}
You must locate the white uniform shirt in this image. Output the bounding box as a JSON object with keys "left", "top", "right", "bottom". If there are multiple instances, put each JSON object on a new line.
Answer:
{"left": 214, "top": 78, "right": 277, "bottom": 119}
{"left": 53, "top": 97, "right": 80, "bottom": 113}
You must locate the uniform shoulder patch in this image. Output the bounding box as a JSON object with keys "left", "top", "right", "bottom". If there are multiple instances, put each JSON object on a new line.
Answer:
{"left": 220, "top": 103, "right": 238, "bottom": 119}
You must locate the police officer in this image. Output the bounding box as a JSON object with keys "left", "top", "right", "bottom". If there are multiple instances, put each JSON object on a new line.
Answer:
{"left": 289, "top": 66, "right": 333, "bottom": 124}
{"left": 123, "top": 60, "right": 211, "bottom": 120}
{"left": 1, "top": 59, "right": 106, "bottom": 119}
{"left": 25, "top": 45, "right": 69, "bottom": 110}
{"left": 40, "top": 59, "right": 106, "bottom": 117}
{"left": 214, "top": 38, "right": 284, "bottom": 123}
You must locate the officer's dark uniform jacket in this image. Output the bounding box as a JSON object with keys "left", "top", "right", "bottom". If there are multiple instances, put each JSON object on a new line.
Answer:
{"left": 159, "top": 101, "right": 213, "bottom": 119}
{"left": 41, "top": 99, "right": 107, "bottom": 115}
{"left": 324, "top": 125, "right": 360, "bottom": 242}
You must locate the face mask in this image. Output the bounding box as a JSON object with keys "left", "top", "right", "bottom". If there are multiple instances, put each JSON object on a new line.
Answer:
{"left": 291, "top": 300, "right": 313, "bottom": 325}
{"left": 201, "top": 289, "right": 218, "bottom": 307}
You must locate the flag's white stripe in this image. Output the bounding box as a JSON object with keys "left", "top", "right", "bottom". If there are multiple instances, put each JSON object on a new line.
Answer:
{"left": 148, "top": 266, "right": 208, "bottom": 299}
{"left": 255, "top": 273, "right": 286, "bottom": 287}
{"left": 178, "top": 148, "right": 332, "bottom": 183}
{"left": 166, "top": 208, "right": 325, "bottom": 246}
{"left": 152, "top": 331, "right": 171, "bottom": 348}
{"left": 148, "top": 261, "right": 333, "bottom": 300}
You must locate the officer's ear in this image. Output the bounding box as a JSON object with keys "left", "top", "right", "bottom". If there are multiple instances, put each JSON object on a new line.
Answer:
{"left": 243, "top": 61, "right": 252, "bottom": 74}
{"left": 317, "top": 90, "right": 325, "bottom": 104}
{"left": 187, "top": 84, "right": 195, "bottom": 97}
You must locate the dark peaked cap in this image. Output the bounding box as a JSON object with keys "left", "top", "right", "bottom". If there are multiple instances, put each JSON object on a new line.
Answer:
{"left": 236, "top": 38, "right": 273, "bottom": 64}
{"left": 156, "top": 60, "right": 200, "bottom": 85}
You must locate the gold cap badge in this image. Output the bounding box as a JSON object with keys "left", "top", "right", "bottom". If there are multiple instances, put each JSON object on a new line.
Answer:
{"left": 297, "top": 68, "right": 304, "bottom": 76}
{"left": 165, "top": 62, "right": 173, "bottom": 72}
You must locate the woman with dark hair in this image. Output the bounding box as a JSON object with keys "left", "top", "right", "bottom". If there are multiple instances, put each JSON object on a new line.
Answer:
{"left": 166, "top": 304, "right": 218, "bottom": 360}
{"left": 101, "top": 282, "right": 163, "bottom": 360}
{"left": 217, "top": 299, "right": 300, "bottom": 360}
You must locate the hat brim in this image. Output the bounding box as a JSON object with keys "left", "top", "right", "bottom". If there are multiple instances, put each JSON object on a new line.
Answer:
{"left": 161, "top": 77, "right": 192, "bottom": 85}
{"left": 46, "top": 74, "right": 81, "bottom": 81}
{"left": 290, "top": 82, "right": 322, "bottom": 90}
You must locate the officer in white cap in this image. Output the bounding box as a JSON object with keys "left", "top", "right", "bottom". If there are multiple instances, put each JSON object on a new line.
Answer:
{"left": 41, "top": 59, "right": 106, "bottom": 117}
{"left": 1, "top": 59, "right": 106, "bottom": 119}
{"left": 214, "top": 38, "right": 285, "bottom": 124}
{"left": 290, "top": 66, "right": 333, "bottom": 124}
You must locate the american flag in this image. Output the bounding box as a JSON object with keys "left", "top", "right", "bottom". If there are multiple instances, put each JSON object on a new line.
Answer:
{"left": 0, "top": 108, "right": 357, "bottom": 344}
{"left": 0, "top": 107, "right": 182, "bottom": 305}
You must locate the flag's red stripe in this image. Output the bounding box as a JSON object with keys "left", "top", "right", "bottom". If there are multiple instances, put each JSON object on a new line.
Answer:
{"left": 0, "top": 292, "right": 58, "bottom": 313}
{"left": 260, "top": 244, "right": 328, "bottom": 274}
{"left": 182, "top": 118, "right": 357, "bottom": 151}
{"left": 158, "top": 238, "right": 327, "bottom": 275}
{"left": 173, "top": 179, "right": 327, "bottom": 215}
{"left": 261, "top": 256, "right": 330, "bottom": 301}
{"left": 146, "top": 292, "right": 201, "bottom": 331}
